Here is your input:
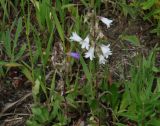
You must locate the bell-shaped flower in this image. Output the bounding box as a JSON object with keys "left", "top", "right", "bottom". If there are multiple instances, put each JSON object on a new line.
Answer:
{"left": 100, "top": 44, "right": 112, "bottom": 58}
{"left": 85, "top": 47, "right": 95, "bottom": 60}
{"left": 67, "top": 52, "right": 80, "bottom": 59}
{"left": 70, "top": 32, "right": 90, "bottom": 50}
{"left": 69, "top": 32, "right": 82, "bottom": 42}
{"left": 99, "top": 54, "right": 106, "bottom": 64}
{"left": 99, "top": 16, "right": 113, "bottom": 28}
{"left": 81, "top": 35, "right": 90, "bottom": 50}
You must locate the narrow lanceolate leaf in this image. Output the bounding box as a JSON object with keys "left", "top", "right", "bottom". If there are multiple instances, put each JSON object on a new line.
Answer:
{"left": 120, "top": 35, "right": 140, "bottom": 46}
{"left": 15, "top": 44, "right": 26, "bottom": 61}
{"left": 0, "top": 61, "right": 22, "bottom": 67}
{"left": 43, "top": 26, "right": 54, "bottom": 65}
{"left": 12, "top": 17, "right": 23, "bottom": 61}
{"left": 80, "top": 0, "right": 88, "bottom": 8}
{"left": 13, "top": 17, "right": 22, "bottom": 50}
{"left": 21, "top": 65, "right": 34, "bottom": 84}
{"left": 61, "top": 4, "right": 75, "bottom": 9}
{"left": 33, "top": 78, "right": 40, "bottom": 96}
{"left": 142, "top": 0, "right": 156, "bottom": 10}
{"left": 52, "top": 8, "right": 65, "bottom": 42}
{"left": 143, "top": 9, "right": 160, "bottom": 20}
{"left": 4, "top": 30, "right": 12, "bottom": 57}
{"left": 0, "top": 61, "right": 8, "bottom": 66}
{"left": 80, "top": 56, "right": 91, "bottom": 81}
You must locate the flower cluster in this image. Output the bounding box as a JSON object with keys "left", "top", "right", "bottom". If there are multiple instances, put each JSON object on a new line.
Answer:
{"left": 69, "top": 16, "right": 113, "bottom": 64}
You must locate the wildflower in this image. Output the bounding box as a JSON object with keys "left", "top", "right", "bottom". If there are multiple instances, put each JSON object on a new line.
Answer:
{"left": 100, "top": 44, "right": 112, "bottom": 58}
{"left": 99, "top": 54, "right": 106, "bottom": 64}
{"left": 67, "top": 52, "right": 80, "bottom": 59}
{"left": 81, "top": 35, "right": 90, "bottom": 50}
{"left": 85, "top": 47, "right": 95, "bottom": 60}
{"left": 99, "top": 16, "right": 113, "bottom": 28}
{"left": 69, "top": 32, "right": 82, "bottom": 42}
{"left": 70, "top": 32, "right": 90, "bottom": 50}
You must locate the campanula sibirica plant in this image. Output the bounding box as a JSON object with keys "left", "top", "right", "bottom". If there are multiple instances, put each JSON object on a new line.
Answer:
{"left": 70, "top": 16, "right": 113, "bottom": 64}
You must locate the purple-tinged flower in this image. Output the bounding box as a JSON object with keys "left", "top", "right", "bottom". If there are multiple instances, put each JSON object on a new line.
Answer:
{"left": 67, "top": 52, "right": 80, "bottom": 59}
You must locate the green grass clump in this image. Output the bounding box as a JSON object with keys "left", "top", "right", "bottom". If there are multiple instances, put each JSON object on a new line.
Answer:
{"left": 119, "top": 0, "right": 160, "bottom": 35}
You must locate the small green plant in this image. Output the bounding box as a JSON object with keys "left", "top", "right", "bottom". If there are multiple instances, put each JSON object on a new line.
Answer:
{"left": 119, "top": 0, "right": 160, "bottom": 35}
{"left": 1, "top": 17, "right": 26, "bottom": 62}
{"left": 26, "top": 106, "right": 51, "bottom": 126}
{"left": 0, "top": 17, "right": 26, "bottom": 78}
{"left": 117, "top": 47, "right": 160, "bottom": 126}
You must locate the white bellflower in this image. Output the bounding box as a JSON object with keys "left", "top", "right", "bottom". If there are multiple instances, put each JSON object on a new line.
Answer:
{"left": 99, "top": 55, "right": 106, "bottom": 64}
{"left": 70, "top": 32, "right": 90, "bottom": 50}
{"left": 85, "top": 47, "right": 95, "bottom": 60}
{"left": 99, "top": 17, "right": 113, "bottom": 28}
{"left": 100, "top": 44, "right": 112, "bottom": 59}
{"left": 70, "top": 32, "right": 82, "bottom": 42}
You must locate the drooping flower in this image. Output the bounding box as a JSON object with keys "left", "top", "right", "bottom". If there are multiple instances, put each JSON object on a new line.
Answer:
{"left": 70, "top": 32, "right": 90, "bottom": 50}
{"left": 69, "top": 32, "right": 82, "bottom": 42}
{"left": 100, "top": 44, "right": 112, "bottom": 58}
{"left": 99, "top": 54, "right": 106, "bottom": 64}
{"left": 99, "top": 16, "right": 113, "bottom": 28}
{"left": 67, "top": 52, "right": 80, "bottom": 59}
{"left": 85, "top": 47, "right": 95, "bottom": 60}
{"left": 81, "top": 35, "right": 90, "bottom": 50}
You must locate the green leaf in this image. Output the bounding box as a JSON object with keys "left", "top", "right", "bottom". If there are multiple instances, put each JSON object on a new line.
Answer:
{"left": 4, "top": 30, "right": 12, "bottom": 57}
{"left": 10, "top": 18, "right": 17, "bottom": 33}
{"left": 31, "top": 106, "right": 49, "bottom": 123}
{"left": 142, "top": 0, "right": 156, "bottom": 10}
{"left": 0, "top": 0, "right": 9, "bottom": 19}
{"left": 61, "top": 4, "right": 75, "bottom": 9}
{"left": 147, "top": 119, "right": 160, "bottom": 126}
{"left": 52, "top": 8, "right": 65, "bottom": 42}
{"left": 120, "top": 113, "right": 138, "bottom": 122}
{"left": 80, "top": 56, "right": 91, "bottom": 81}
{"left": 0, "top": 61, "right": 22, "bottom": 67}
{"left": 152, "top": 66, "right": 160, "bottom": 72}
{"left": 80, "top": 0, "right": 89, "bottom": 8}
{"left": 157, "top": 78, "right": 160, "bottom": 92}
{"left": 118, "top": 2, "right": 137, "bottom": 18}
{"left": 13, "top": 17, "right": 22, "bottom": 51}
{"left": 15, "top": 44, "right": 26, "bottom": 61}
{"left": 43, "top": 26, "right": 54, "bottom": 65}
{"left": 30, "top": 0, "right": 40, "bottom": 9}
{"left": 143, "top": 8, "right": 160, "bottom": 20}
{"left": 21, "top": 66, "right": 34, "bottom": 84}
{"left": 110, "top": 84, "right": 119, "bottom": 109}
{"left": 120, "top": 35, "right": 140, "bottom": 46}
{"left": 0, "top": 61, "right": 8, "bottom": 66}
{"left": 26, "top": 120, "right": 41, "bottom": 126}
{"left": 33, "top": 78, "right": 41, "bottom": 96}
{"left": 89, "top": 99, "right": 99, "bottom": 110}
{"left": 119, "top": 92, "right": 129, "bottom": 112}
